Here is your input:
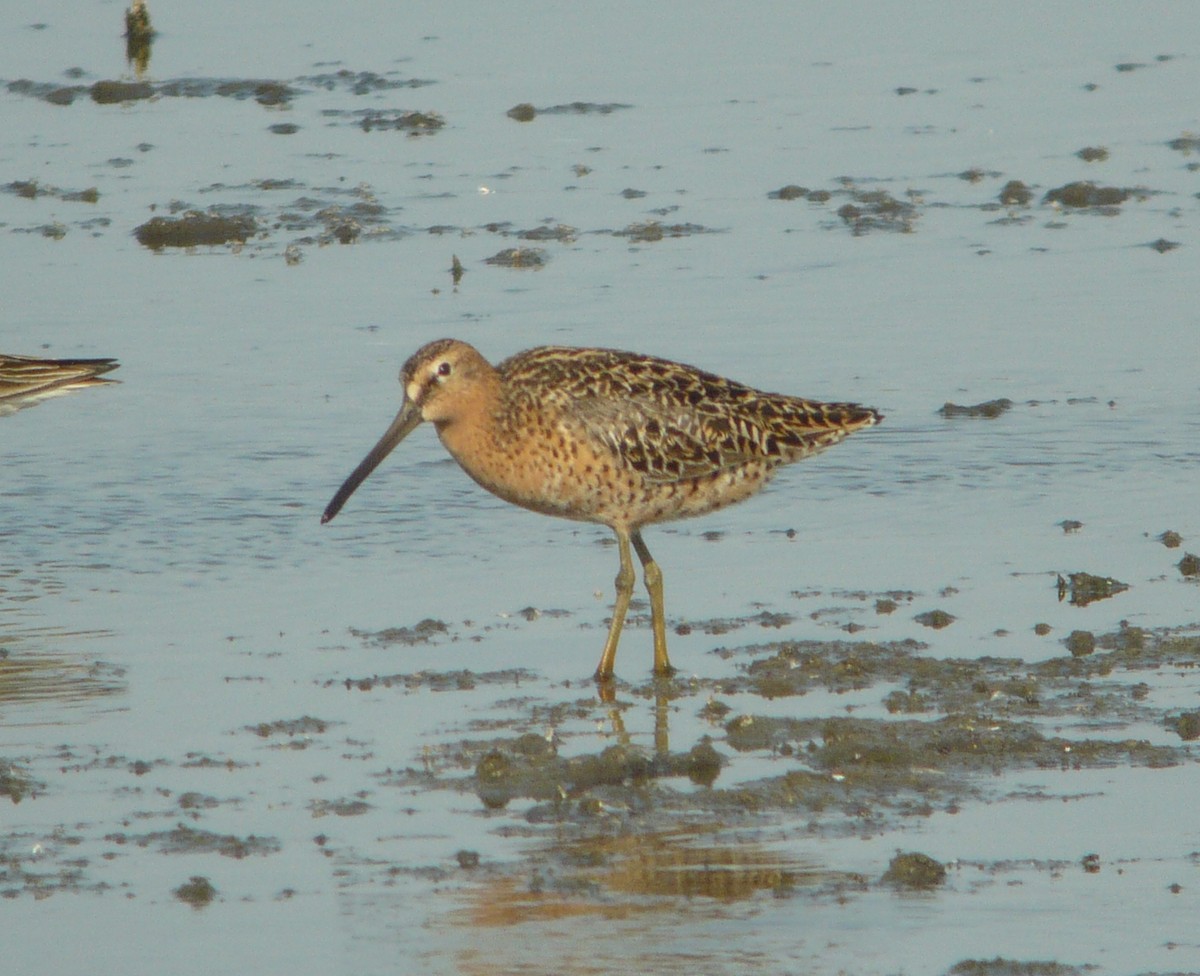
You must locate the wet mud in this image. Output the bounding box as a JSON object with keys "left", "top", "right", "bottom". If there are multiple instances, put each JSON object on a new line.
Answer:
{"left": 6, "top": 600, "right": 1194, "bottom": 904}
{"left": 4, "top": 56, "right": 1193, "bottom": 264}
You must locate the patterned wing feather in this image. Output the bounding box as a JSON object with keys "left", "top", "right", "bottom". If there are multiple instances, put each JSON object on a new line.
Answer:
{"left": 503, "top": 347, "right": 880, "bottom": 485}
{"left": 0, "top": 354, "right": 119, "bottom": 400}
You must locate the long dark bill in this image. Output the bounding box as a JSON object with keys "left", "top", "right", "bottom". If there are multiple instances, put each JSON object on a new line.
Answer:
{"left": 321, "top": 400, "right": 423, "bottom": 524}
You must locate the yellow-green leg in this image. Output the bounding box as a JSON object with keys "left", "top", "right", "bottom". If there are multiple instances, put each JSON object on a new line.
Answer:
{"left": 632, "top": 529, "right": 674, "bottom": 676}
{"left": 595, "top": 529, "right": 635, "bottom": 681}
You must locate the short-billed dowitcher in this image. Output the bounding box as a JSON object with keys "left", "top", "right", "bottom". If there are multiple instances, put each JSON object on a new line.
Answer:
{"left": 0, "top": 354, "right": 119, "bottom": 416}
{"left": 322, "top": 339, "right": 880, "bottom": 681}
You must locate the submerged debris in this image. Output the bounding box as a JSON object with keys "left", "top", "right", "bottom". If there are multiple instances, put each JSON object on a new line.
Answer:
{"left": 938, "top": 399, "right": 1013, "bottom": 419}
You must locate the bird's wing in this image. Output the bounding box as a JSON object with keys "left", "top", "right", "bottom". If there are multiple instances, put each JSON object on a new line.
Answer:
{"left": 568, "top": 393, "right": 782, "bottom": 483}
{"left": 570, "top": 389, "right": 876, "bottom": 484}
{"left": 0, "top": 355, "right": 119, "bottom": 400}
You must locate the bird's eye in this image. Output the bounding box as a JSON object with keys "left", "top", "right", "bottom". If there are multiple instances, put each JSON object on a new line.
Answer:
{"left": 436, "top": 361, "right": 452, "bottom": 378}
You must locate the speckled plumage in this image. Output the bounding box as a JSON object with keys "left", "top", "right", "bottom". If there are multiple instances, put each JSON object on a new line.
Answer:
{"left": 323, "top": 339, "right": 881, "bottom": 680}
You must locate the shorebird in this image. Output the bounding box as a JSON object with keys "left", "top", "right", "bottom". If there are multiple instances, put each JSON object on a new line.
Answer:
{"left": 322, "top": 339, "right": 880, "bottom": 680}
{"left": 0, "top": 354, "right": 119, "bottom": 416}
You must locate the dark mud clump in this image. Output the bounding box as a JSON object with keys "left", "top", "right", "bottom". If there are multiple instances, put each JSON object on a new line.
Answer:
{"left": 948, "top": 960, "right": 1088, "bottom": 976}
{"left": 358, "top": 110, "right": 445, "bottom": 134}
{"left": 939, "top": 398, "right": 1013, "bottom": 419}
{"left": 3, "top": 179, "right": 99, "bottom": 204}
{"left": 1058, "top": 571, "right": 1128, "bottom": 607}
{"left": 0, "top": 761, "right": 38, "bottom": 803}
{"left": 676, "top": 609, "right": 794, "bottom": 638}
{"left": 915, "top": 609, "right": 955, "bottom": 630}
{"left": 310, "top": 797, "right": 371, "bottom": 817}
{"left": 135, "top": 210, "right": 257, "bottom": 250}
{"left": 1166, "top": 133, "right": 1200, "bottom": 154}
{"left": 882, "top": 851, "right": 946, "bottom": 889}
{"left": 1064, "top": 630, "right": 1096, "bottom": 657}
{"left": 712, "top": 623, "right": 1188, "bottom": 722}
{"left": 1177, "top": 552, "right": 1200, "bottom": 578}
{"left": 90, "top": 80, "right": 154, "bottom": 104}
{"left": 177, "top": 792, "right": 219, "bottom": 811}
{"left": 484, "top": 247, "right": 547, "bottom": 268}
{"left": 514, "top": 101, "right": 632, "bottom": 117}
{"left": 1076, "top": 146, "right": 1109, "bottom": 162}
{"left": 335, "top": 668, "right": 535, "bottom": 693}
{"left": 836, "top": 187, "right": 920, "bottom": 235}
{"left": 173, "top": 875, "right": 217, "bottom": 909}
{"left": 1172, "top": 711, "right": 1200, "bottom": 741}
{"left": 615, "top": 221, "right": 715, "bottom": 242}
{"left": 247, "top": 715, "right": 334, "bottom": 740}
{"left": 768, "top": 184, "right": 810, "bottom": 201}
{"left": 107, "top": 824, "right": 280, "bottom": 859}
{"left": 474, "top": 741, "right": 654, "bottom": 811}
{"left": 466, "top": 732, "right": 729, "bottom": 812}
{"left": 518, "top": 223, "right": 577, "bottom": 243}
{"left": 352, "top": 618, "right": 450, "bottom": 646}
{"left": 10, "top": 67, "right": 430, "bottom": 108}
{"left": 1042, "top": 181, "right": 1130, "bottom": 208}
{"left": 999, "top": 181, "right": 1034, "bottom": 206}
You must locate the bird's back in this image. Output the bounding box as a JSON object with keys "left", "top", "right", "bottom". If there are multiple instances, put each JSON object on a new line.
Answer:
{"left": 498, "top": 346, "right": 880, "bottom": 485}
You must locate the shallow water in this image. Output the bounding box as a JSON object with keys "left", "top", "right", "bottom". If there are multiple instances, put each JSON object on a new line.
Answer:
{"left": 3, "top": 3, "right": 1199, "bottom": 974}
